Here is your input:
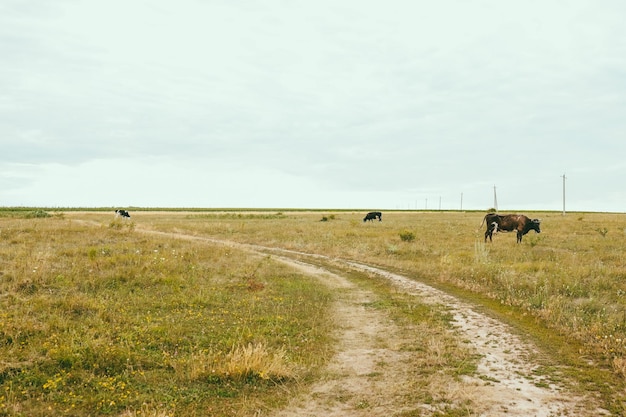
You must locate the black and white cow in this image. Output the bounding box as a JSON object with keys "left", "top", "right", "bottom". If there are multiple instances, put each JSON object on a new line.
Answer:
{"left": 115, "top": 209, "right": 131, "bottom": 218}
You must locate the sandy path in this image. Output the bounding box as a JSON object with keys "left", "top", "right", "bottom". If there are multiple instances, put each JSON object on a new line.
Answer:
{"left": 266, "top": 255, "right": 603, "bottom": 416}
{"left": 339, "top": 261, "right": 598, "bottom": 416}
{"left": 269, "top": 259, "right": 418, "bottom": 416}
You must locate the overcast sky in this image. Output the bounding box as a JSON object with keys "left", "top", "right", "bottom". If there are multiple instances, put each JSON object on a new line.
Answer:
{"left": 2, "top": 1, "right": 625, "bottom": 211}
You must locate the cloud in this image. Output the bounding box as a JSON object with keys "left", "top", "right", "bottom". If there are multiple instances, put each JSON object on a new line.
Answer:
{"left": 1, "top": 1, "right": 625, "bottom": 210}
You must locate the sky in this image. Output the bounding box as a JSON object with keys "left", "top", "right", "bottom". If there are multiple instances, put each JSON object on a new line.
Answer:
{"left": 2, "top": 1, "right": 625, "bottom": 212}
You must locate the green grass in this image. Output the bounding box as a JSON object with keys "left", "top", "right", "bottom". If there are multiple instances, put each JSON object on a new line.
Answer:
{"left": 105, "top": 210, "right": 626, "bottom": 408}
{"left": 0, "top": 217, "right": 334, "bottom": 416}
{"left": 4, "top": 209, "right": 626, "bottom": 415}
{"left": 197, "top": 211, "right": 626, "bottom": 359}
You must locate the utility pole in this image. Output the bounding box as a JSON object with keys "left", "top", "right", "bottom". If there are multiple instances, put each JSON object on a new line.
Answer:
{"left": 493, "top": 185, "right": 498, "bottom": 212}
{"left": 562, "top": 173, "right": 567, "bottom": 215}
{"left": 460, "top": 192, "right": 463, "bottom": 211}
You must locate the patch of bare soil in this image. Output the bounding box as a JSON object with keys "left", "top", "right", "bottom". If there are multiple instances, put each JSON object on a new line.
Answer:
{"left": 270, "top": 259, "right": 420, "bottom": 416}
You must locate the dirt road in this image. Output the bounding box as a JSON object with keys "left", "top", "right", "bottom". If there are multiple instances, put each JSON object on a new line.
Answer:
{"left": 267, "top": 254, "right": 605, "bottom": 416}
{"left": 76, "top": 220, "right": 610, "bottom": 415}
{"left": 171, "top": 231, "right": 609, "bottom": 415}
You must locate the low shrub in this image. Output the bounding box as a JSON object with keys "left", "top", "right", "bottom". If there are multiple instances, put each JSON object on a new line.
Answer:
{"left": 399, "top": 230, "right": 415, "bottom": 242}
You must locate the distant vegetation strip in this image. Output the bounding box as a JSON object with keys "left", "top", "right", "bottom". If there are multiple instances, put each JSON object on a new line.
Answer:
{"left": 187, "top": 213, "right": 289, "bottom": 220}
{"left": 0, "top": 207, "right": 366, "bottom": 212}
{"left": 1, "top": 206, "right": 593, "bottom": 215}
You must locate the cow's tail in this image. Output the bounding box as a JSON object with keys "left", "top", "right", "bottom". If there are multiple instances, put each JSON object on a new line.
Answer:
{"left": 477, "top": 214, "right": 488, "bottom": 232}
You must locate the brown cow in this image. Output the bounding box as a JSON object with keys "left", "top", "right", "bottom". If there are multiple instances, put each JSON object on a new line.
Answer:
{"left": 480, "top": 213, "right": 540, "bottom": 243}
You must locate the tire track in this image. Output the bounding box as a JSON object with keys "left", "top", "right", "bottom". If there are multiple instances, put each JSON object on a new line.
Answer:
{"left": 182, "top": 233, "right": 604, "bottom": 415}
{"left": 265, "top": 251, "right": 599, "bottom": 416}
{"left": 73, "top": 219, "right": 607, "bottom": 415}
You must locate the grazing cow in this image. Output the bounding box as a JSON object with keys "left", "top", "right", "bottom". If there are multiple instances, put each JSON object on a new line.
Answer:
{"left": 480, "top": 213, "right": 540, "bottom": 243}
{"left": 363, "top": 211, "right": 382, "bottom": 222}
{"left": 115, "top": 209, "right": 131, "bottom": 218}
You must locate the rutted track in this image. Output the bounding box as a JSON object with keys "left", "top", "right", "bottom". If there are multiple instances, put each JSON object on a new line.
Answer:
{"left": 75, "top": 220, "right": 607, "bottom": 415}
{"left": 254, "top": 247, "right": 599, "bottom": 416}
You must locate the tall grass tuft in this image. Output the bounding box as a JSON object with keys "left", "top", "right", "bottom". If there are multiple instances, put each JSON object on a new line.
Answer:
{"left": 473, "top": 240, "right": 489, "bottom": 263}
{"left": 169, "top": 343, "right": 295, "bottom": 383}
{"left": 223, "top": 343, "right": 295, "bottom": 381}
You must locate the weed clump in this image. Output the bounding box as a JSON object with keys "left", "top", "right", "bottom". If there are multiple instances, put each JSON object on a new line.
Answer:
{"left": 109, "top": 219, "right": 135, "bottom": 231}
{"left": 25, "top": 210, "right": 50, "bottom": 218}
{"left": 399, "top": 230, "right": 415, "bottom": 242}
{"left": 170, "top": 343, "right": 295, "bottom": 383}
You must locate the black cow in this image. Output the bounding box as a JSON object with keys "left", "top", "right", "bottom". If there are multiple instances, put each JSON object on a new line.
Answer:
{"left": 115, "top": 209, "right": 131, "bottom": 218}
{"left": 363, "top": 211, "right": 382, "bottom": 222}
{"left": 480, "top": 213, "right": 540, "bottom": 243}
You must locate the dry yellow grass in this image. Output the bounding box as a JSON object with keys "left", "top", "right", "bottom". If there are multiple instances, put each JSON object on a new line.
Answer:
{"left": 3, "top": 208, "right": 626, "bottom": 415}
{"left": 0, "top": 211, "right": 334, "bottom": 416}
{"left": 121, "top": 210, "right": 626, "bottom": 379}
{"left": 74, "top": 209, "right": 626, "bottom": 411}
{"left": 168, "top": 343, "right": 295, "bottom": 383}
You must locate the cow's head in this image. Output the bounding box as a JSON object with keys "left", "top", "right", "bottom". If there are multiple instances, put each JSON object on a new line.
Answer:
{"left": 531, "top": 219, "right": 541, "bottom": 233}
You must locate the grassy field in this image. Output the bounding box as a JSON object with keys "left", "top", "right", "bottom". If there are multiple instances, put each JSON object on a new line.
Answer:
{"left": 131, "top": 210, "right": 626, "bottom": 404}
{"left": 2, "top": 209, "right": 626, "bottom": 415}
{"left": 0, "top": 212, "right": 338, "bottom": 416}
